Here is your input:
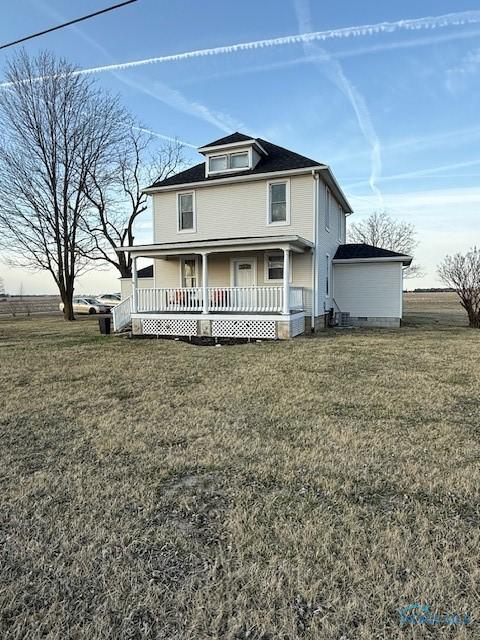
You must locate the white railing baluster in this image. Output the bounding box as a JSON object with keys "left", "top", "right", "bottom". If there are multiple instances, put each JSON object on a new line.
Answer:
{"left": 112, "top": 295, "right": 132, "bottom": 331}
{"left": 131, "top": 286, "right": 303, "bottom": 314}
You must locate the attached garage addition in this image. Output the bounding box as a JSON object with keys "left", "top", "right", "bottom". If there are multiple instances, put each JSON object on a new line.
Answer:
{"left": 332, "top": 244, "right": 412, "bottom": 328}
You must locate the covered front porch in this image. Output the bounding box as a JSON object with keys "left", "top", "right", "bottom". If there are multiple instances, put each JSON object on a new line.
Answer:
{"left": 113, "top": 235, "right": 312, "bottom": 339}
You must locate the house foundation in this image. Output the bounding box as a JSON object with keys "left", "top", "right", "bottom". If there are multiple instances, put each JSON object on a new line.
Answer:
{"left": 130, "top": 312, "right": 308, "bottom": 340}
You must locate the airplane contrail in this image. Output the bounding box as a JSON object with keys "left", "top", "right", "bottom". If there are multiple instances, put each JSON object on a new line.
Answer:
{"left": 132, "top": 126, "right": 197, "bottom": 149}
{"left": 1, "top": 9, "right": 479, "bottom": 87}
{"left": 294, "top": 0, "right": 383, "bottom": 204}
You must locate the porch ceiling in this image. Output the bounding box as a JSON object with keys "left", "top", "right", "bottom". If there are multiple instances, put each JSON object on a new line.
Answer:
{"left": 116, "top": 234, "right": 313, "bottom": 257}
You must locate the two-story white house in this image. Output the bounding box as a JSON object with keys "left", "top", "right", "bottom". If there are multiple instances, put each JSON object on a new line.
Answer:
{"left": 113, "top": 132, "right": 411, "bottom": 339}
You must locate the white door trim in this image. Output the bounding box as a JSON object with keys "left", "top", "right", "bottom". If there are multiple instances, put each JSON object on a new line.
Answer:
{"left": 230, "top": 256, "right": 257, "bottom": 286}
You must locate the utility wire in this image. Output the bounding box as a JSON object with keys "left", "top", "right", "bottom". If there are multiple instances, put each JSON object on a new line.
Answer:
{"left": 0, "top": 0, "right": 138, "bottom": 51}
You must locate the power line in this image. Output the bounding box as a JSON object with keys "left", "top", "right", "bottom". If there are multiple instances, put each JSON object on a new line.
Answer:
{"left": 0, "top": 0, "right": 138, "bottom": 52}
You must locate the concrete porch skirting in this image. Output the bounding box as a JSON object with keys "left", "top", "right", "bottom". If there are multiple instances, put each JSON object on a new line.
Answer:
{"left": 131, "top": 312, "right": 307, "bottom": 340}
{"left": 348, "top": 316, "right": 401, "bottom": 328}
{"left": 303, "top": 314, "right": 328, "bottom": 332}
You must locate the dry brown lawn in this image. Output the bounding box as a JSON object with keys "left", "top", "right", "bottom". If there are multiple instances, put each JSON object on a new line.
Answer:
{"left": 0, "top": 293, "right": 478, "bottom": 639}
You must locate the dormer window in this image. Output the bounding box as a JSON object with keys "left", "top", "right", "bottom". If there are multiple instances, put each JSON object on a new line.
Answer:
{"left": 209, "top": 155, "right": 228, "bottom": 172}
{"left": 208, "top": 151, "right": 250, "bottom": 174}
{"left": 230, "top": 152, "right": 249, "bottom": 169}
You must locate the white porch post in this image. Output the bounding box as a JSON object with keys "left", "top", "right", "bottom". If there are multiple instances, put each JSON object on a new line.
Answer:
{"left": 283, "top": 247, "right": 290, "bottom": 315}
{"left": 132, "top": 255, "right": 138, "bottom": 312}
{"left": 201, "top": 252, "right": 209, "bottom": 314}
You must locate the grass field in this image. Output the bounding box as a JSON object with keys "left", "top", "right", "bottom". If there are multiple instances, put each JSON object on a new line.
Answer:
{"left": 0, "top": 293, "right": 478, "bottom": 639}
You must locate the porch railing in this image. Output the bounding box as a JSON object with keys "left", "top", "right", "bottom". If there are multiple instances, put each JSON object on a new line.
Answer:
{"left": 289, "top": 286, "right": 304, "bottom": 310}
{"left": 137, "top": 287, "right": 203, "bottom": 312}
{"left": 112, "top": 295, "right": 132, "bottom": 332}
{"left": 135, "top": 286, "right": 304, "bottom": 314}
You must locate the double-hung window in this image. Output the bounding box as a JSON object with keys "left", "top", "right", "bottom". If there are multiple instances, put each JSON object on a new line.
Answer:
{"left": 265, "top": 253, "right": 284, "bottom": 281}
{"left": 178, "top": 192, "right": 195, "bottom": 232}
{"left": 267, "top": 181, "right": 289, "bottom": 225}
{"left": 182, "top": 258, "right": 198, "bottom": 287}
{"left": 264, "top": 252, "right": 292, "bottom": 282}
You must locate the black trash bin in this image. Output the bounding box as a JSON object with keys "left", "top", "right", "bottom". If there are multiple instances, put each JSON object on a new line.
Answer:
{"left": 99, "top": 316, "right": 111, "bottom": 335}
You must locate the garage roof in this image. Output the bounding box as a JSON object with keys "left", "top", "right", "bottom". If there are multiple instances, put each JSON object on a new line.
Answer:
{"left": 334, "top": 244, "right": 412, "bottom": 265}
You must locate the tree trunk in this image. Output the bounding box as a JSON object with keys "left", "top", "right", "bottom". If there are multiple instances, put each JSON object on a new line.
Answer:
{"left": 463, "top": 301, "right": 480, "bottom": 328}
{"left": 118, "top": 264, "right": 132, "bottom": 279}
{"left": 117, "top": 252, "right": 132, "bottom": 279}
{"left": 61, "top": 286, "right": 75, "bottom": 321}
{"left": 468, "top": 311, "right": 480, "bottom": 328}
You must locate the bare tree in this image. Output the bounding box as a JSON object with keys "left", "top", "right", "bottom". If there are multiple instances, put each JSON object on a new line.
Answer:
{"left": 0, "top": 276, "right": 5, "bottom": 298}
{"left": 348, "top": 210, "right": 424, "bottom": 278}
{"left": 82, "top": 127, "right": 184, "bottom": 278}
{"left": 0, "top": 51, "right": 127, "bottom": 320}
{"left": 438, "top": 247, "right": 480, "bottom": 328}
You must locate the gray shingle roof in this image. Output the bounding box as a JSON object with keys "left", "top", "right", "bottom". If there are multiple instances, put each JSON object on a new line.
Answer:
{"left": 200, "top": 132, "right": 254, "bottom": 147}
{"left": 137, "top": 265, "right": 153, "bottom": 278}
{"left": 149, "top": 134, "right": 323, "bottom": 189}
{"left": 334, "top": 244, "right": 412, "bottom": 263}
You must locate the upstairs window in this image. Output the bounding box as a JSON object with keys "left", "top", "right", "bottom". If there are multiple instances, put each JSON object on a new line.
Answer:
{"left": 208, "top": 151, "right": 249, "bottom": 173}
{"left": 267, "top": 180, "right": 289, "bottom": 225}
{"left": 178, "top": 192, "right": 195, "bottom": 232}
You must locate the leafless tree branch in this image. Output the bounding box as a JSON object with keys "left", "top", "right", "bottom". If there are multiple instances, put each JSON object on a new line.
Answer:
{"left": 81, "top": 127, "right": 185, "bottom": 278}
{"left": 0, "top": 50, "right": 128, "bottom": 319}
{"left": 438, "top": 247, "right": 480, "bottom": 328}
{"left": 348, "top": 210, "right": 424, "bottom": 279}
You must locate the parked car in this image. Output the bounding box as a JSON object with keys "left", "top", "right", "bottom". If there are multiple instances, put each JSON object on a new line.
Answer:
{"left": 59, "top": 297, "right": 111, "bottom": 315}
{"left": 96, "top": 293, "right": 121, "bottom": 307}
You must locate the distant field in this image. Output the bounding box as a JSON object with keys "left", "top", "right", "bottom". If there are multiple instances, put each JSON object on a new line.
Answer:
{"left": 404, "top": 291, "right": 467, "bottom": 326}
{"left": 0, "top": 295, "right": 60, "bottom": 316}
{"left": 0, "top": 292, "right": 478, "bottom": 639}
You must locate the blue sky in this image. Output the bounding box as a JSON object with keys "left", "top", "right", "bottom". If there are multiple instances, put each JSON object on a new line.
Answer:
{"left": 1, "top": 0, "right": 479, "bottom": 293}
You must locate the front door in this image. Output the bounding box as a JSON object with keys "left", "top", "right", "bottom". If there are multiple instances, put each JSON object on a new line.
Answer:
{"left": 233, "top": 259, "right": 255, "bottom": 287}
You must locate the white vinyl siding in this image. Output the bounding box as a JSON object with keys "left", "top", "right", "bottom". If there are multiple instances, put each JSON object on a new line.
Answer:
{"left": 333, "top": 262, "right": 403, "bottom": 318}
{"left": 337, "top": 203, "right": 343, "bottom": 242}
{"left": 120, "top": 277, "right": 154, "bottom": 299}
{"left": 153, "top": 174, "right": 313, "bottom": 243}
{"left": 315, "top": 179, "right": 343, "bottom": 315}
{"left": 325, "top": 187, "right": 331, "bottom": 231}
